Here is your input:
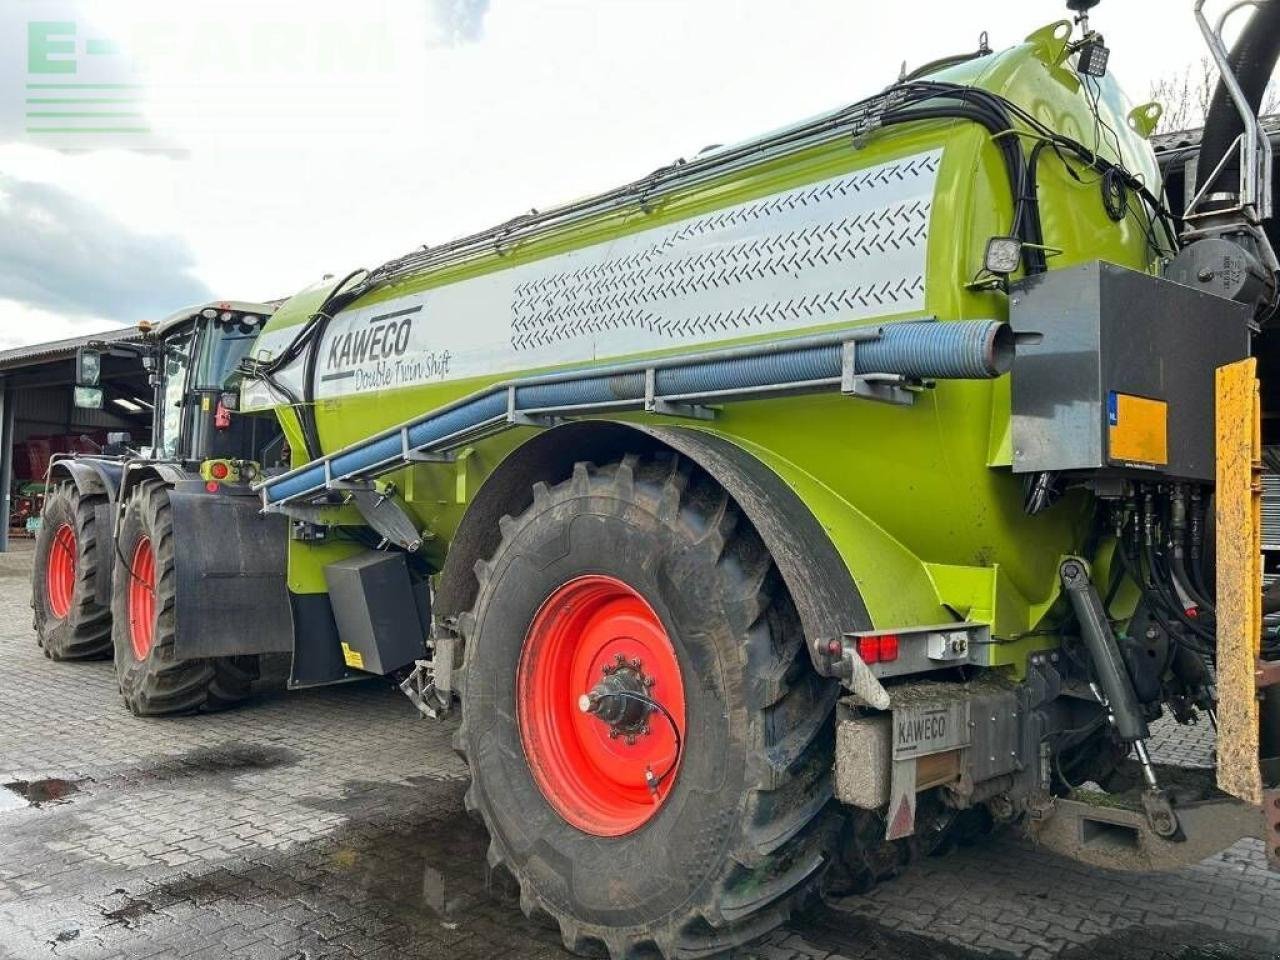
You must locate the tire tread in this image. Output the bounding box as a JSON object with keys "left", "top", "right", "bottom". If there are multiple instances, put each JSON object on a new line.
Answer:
{"left": 112, "top": 480, "right": 256, "bottom": 716}
{"left": 32, "top": 481, "right": 112, "bottom": 660}
{"left": 458, "top": 455, "right": 840, "bottom": 959}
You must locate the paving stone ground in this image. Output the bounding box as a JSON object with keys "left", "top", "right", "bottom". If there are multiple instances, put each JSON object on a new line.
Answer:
{"left": 0, "top": 543, "right": 1276, "bottom": 960}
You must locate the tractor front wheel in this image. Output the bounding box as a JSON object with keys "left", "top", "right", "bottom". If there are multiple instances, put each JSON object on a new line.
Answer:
{"left": 31, "top": 481, "right": 112, "bottom": 660}
{"left": 111, "top": 480, "right": 257, "bottom": 716}
{"left": 457, "top": 454, "right": 839, "bottom": 959}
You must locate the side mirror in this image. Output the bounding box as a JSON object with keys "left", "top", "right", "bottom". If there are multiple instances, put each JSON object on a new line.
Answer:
{"left": 73, "top": 385, "right": 104, "bottom": 409}
{"left": 76, "top": 347, "right": 102, "bottom": 386}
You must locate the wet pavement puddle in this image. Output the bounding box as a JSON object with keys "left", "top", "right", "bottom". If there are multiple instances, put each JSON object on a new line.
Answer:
{"left": 1, "top": 777, "right": 85, "bottom": 808}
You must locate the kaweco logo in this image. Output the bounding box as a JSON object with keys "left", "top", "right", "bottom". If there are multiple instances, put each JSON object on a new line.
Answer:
{"left": 897, "top": 710, "right": 947, "bottom": 748}
{"left": 322, "top": 305, "right": 451, "bottom": 392}
{"left": 326, "top": 307, "right": 418, "bottom": 372}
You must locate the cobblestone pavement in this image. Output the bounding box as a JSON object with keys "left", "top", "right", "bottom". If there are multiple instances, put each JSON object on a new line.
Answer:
{"left": 0, "top": 544, "right": 1277, "bottom": 960}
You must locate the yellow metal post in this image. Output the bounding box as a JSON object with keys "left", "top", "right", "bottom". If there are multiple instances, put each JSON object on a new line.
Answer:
{"left": 1215, "top": 358, "right": 1263, "bottom": 804}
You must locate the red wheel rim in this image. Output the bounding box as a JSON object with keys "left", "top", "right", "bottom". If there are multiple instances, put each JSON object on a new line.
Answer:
{"left": 127, "top": 536, "right": 156, "bottom": 661}
{"left": 517, "top": 575, "right": 686, "bottom": 837}
{"left": 45, "top": 523, "right": 77, "bottom": 620}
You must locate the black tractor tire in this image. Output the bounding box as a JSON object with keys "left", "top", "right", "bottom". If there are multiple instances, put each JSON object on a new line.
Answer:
{"left": 31, "top": 481, "right": 112, "bottom": 660}
{"left": 457, "top": 454, "right": 841, "bottom": 959}
{"left": 111, "top": 480, "right": 258, "bottom": 716}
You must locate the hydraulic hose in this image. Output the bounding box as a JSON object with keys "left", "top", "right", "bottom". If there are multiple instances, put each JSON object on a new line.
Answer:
{"left": 298, "top": 271, "right": 368, "bottom": 460}
{"left": 881, "top": 84, "right": 1046, "bottom": 274}
{"left": 1197, "top": 0, "right": 1280, "bottom": 208}
{"left": 1142, "top": 539, "right": 1218, "bottom": 652}
{"left": 1169, "top": 488, "right": 1215, "bottom": 614}
{"left": 1113, "top": 507, "right": 1216, "bottom": 657}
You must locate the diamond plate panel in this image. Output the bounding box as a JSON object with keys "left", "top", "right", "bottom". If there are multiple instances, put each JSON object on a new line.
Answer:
{"left": 307, "top": 151, "right": 940, "bottom": 399}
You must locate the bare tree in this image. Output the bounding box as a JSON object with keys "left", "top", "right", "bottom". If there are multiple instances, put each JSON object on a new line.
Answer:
{"left": 1149, "top": 56, "right": 1279, "bottom": 133}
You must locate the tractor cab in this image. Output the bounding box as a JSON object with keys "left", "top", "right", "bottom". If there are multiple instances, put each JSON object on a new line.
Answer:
{"left": 76, "top": 302, "right": 286, "bottom": 480}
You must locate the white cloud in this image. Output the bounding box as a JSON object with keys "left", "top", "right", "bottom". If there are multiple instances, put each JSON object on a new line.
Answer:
{"left": 0, "top": 300, "right": 128, "bottom": 351}
{"left": 0, "top": 171, "right": 211, "bottom": 319}
{"left": 427, "top": 0, "right": 490, "bottom": 45}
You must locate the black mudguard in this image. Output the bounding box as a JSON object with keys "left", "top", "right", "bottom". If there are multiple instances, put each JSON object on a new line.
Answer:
{"left": 435, "top": 420, "right": 869, "bottom": 675}
{"left": 48, "top": 458, "right": 124, "bottom": 606}
{"left": 168, "top": 485, "right": 292, "bottom": 658}
{"left": 288, "top": 591, "right": 358, "bottom": 689}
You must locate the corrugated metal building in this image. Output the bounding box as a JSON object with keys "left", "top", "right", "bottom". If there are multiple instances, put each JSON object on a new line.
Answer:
{"left": 0, "top": 325, "right": 154, "bottom": 550}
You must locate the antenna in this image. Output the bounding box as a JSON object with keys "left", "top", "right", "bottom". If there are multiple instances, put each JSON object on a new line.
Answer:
{"left": 1066, "top": 0, "right": 1102, "bottom": 35}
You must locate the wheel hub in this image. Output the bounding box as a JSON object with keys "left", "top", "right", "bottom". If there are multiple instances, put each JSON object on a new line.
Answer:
{"left": 517, "top": 575, "right": 686, "bottom": 837}
{"left": 127, "top": 536, "right": 156, "bottom": 661}
{"left": 578, "top": 656, "right": 654, "bottom": 743}
{"left": 45, "top": 523, "right": 77, "bottom": 620}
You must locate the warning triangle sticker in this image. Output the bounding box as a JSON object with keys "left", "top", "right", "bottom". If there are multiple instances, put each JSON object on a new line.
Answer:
{"left": 887, "top": 793, "right": 915, "bottom": 840}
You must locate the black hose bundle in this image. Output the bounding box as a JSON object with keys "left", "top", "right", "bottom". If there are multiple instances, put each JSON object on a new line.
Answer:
{"left": 1112, "top": 493, "right": 1218, "bottom": 664}
{"left": 846, "top": 81, "right": 1175, "bottom": 273}
{"left": 239, "top": 269, "right": 368, "bottom": 460}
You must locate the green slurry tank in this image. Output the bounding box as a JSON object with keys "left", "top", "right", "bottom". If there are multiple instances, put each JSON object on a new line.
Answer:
{"left": 242, "top": 5, "right": 1280, "bottom": 957}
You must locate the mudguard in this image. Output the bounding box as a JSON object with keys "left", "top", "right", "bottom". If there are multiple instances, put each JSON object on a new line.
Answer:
{"left": 436, "top": 420, "right": 870, "bottom": 673}
{"left": 168, "top": 485, "right": 293, "bottom": 658}
{"left": 48, "top": 458, "right": 123, "bottom": 606}
{"left": 48, "top": 456, "right": 123, "bottom": 501}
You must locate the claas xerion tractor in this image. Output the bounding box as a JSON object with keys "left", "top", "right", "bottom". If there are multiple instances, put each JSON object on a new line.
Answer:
{"left": 31, "top": 302, "right": 293, "bottom": 715}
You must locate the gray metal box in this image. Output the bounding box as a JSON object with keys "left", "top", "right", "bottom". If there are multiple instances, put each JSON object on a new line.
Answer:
{"left": 1009, "top": 261, "right": 1251, "bottom": 482}
{"left": 323, "top": 550, "right": 428, "bottom": 675}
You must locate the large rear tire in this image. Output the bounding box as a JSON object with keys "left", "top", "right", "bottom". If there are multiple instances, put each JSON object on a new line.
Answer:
{"left": 31, "top": 481, "right": 112, "bottom": 660}
{"left": 111, "top": 480, "right": 258, "bottom": 716}
{"left": 457, "top": 454, "right": 840, "bottom": 959}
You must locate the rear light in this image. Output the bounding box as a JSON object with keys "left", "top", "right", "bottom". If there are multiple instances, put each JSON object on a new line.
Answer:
{"left": 209, "top": 461, "right": 229, "bottom": 480}
{"left": 856, "top": 633, "right": 899, "bottom": 664}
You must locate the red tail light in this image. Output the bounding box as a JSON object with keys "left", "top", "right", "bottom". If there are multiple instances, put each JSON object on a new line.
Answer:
{"left": 210, "top": 461, "right": 229, "bottom": 480}
{"left": 856, "top": 633, "right": 900, "bottom": 664}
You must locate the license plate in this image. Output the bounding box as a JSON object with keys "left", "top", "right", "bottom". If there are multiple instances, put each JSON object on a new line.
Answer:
{"left": 892, "top": 702, "right": 969, "bottom": 759}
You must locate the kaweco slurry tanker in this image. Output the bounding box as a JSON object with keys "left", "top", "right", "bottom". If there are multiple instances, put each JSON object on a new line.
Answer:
{"left": 232, "top": 0, "right": 1278, "bottom": 955}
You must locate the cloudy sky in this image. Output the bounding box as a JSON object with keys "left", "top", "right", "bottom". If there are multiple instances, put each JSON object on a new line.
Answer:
{"left": 0, "top": 1, "right": 1239, "bottom": 349}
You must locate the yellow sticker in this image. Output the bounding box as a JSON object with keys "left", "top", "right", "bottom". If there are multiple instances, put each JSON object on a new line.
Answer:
{"left": 201, "top": 395, "right": 211, "bottom": 412}
{"left": 340, "top": 641, "right": 365, "bottom": 670}
{"left": 1108, "top": 392, "right": 1168, "bottom": 466}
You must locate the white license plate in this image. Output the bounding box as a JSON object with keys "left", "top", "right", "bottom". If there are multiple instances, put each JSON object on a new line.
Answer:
{"left": 892, "top": 702, "right": 969, "bottom": 759}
